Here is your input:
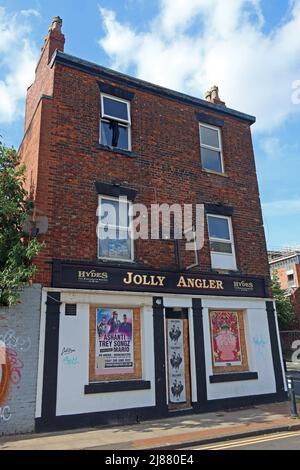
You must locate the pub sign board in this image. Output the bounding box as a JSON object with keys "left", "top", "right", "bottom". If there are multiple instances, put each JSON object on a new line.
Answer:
{"left": 52, "top": 260, "right": 267, "bottom": 298}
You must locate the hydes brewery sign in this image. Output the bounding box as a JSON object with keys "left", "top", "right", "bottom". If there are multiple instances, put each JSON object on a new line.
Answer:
{"left": 52, "top": 260, "right": 267, "bottom": 297}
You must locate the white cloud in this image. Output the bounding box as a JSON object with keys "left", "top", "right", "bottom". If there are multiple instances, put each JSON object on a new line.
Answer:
{"left": 98, "top": 0, "right": 300, "bottom": 131}
{"left": 259, "top": 136, "right": 298, "bottom": 159}
{"left": 100, "top": 8, "right": 139, "bottom": 70}
{"left": 262, "top": 199, "right": 300, "bottom": 216}
{"left": 0, "top": 8, "right": 39, "bottom": 124}
{"left": 20, "top": 9, "right": 40, "bottom": 18}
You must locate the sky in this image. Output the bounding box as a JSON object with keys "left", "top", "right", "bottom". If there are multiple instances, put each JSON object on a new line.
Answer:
{"left": 0, "top": 0, "right": 299, "bottom": 250}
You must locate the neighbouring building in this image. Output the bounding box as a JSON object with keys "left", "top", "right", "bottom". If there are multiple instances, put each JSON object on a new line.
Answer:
{"left": 269, "top": 250, "right": 300, "bottom": 328}
{"left": 19, "top": 17, "right": 286, "bottom": 432}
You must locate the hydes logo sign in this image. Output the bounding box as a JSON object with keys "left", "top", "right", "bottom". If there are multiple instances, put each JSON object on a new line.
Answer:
{"left": 77, "top": 270, "right": 108, "bottom": 283}
{"left": 233, "top": 280, "right": 254, "bottom": 292}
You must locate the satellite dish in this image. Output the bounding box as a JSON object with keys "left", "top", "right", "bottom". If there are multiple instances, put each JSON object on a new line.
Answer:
{"left": 23, "top": 213, "right": 48, "bottom": 236}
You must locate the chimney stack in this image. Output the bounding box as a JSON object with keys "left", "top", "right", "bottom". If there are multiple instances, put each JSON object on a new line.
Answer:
{"left": 40, "top": 16, "right": 65, "bottom": 64}
{"left": 25, "top": 17, "right": 65, "bottom": 131}
{"left": 204, "top": 85, "right": 226, "bottom": 106}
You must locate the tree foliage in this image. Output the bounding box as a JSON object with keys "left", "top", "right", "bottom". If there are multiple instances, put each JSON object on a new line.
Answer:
{"left": 272, "top": 272, "right": 295, "bottom": 330}
{"left": 0, "top": 141, "right": 43, "bottom": 307}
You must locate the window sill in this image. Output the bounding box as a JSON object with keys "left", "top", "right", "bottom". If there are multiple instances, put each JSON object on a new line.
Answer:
{"left": 209, "top": 372, "right": 258, "bottom": 384}
{"left": 85, "top": 380, "right": 151, "bottom": 394}
{"left": 96, "top": 143, "right": 139, "bottom": 158}
{"left": 202, "top": 169, "right": 229, "bottom": 177}
{"left": 211, "top": 269, "right": 240, "bottom": 275}
{"left": 97, "top": 258, "right": 137, "bottom": 267}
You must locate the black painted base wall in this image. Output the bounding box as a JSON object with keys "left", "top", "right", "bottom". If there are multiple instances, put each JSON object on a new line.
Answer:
{"left": 35, "top": 391, "right": 287, "bottom": 433}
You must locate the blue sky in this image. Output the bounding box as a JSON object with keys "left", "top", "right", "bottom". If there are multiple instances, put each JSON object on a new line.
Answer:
{"left": 0, "top": 0, "right": 300, "bottom": 250}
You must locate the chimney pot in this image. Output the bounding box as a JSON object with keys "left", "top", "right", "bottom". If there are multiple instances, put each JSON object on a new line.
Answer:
{"left": 205, "top": 90, "right": 212, "bottom": 101}
{"left": 49, "top": 16, "right": 63, "bottom": 33}
{"left": 39, "top": 16, "right": 65, "bottom": 62}
{"left": 210, "top": 85, "right": 220, "bottom": 101}
{"left": 204, "top": 85, "right": 225, "bottom": 106}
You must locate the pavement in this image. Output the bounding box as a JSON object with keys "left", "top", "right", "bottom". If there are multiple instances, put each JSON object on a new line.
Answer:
{"left": 1, "top": 401, "right": 300, "bottom": 450}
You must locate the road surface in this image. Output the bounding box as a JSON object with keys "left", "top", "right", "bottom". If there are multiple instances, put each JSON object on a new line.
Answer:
{"left": 187, "top": 430, "right": 300, "bottom": 450}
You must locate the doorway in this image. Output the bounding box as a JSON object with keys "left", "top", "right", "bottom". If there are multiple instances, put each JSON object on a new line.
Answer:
{"left": 165, "top": 308, "right": 191, "bottom": 410}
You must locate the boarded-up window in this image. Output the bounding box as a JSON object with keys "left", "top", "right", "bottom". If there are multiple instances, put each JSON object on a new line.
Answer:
{"left": 209, "top": 310, "right": 249, "bottom": 374}
{"left": 89, "top": 306, "right": 142, "bottom": 382}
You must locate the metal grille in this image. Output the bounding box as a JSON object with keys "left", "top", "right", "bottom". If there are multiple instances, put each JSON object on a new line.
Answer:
{"left": 65, "top": 304, "right": 77, "bottom": 316}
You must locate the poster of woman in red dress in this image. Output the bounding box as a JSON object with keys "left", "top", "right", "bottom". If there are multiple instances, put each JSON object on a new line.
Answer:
{"left": 210, "top": 310, "right": 242, "bottom": 367}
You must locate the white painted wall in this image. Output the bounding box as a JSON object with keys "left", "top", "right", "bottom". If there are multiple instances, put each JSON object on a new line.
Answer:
{"left": 202, "top": 298, "right": 277, "bottom": 400}
{"left": 163, "top": 297, "right": 192, "bottom": 308}
{"left": 35, "top": 289, "right": 47, "bottom": 419}
{"left": 36, "top": 289, "right": 283, "bottom": 419}
{"left": 56, "top": 294, "right": 156, "bottom": 417}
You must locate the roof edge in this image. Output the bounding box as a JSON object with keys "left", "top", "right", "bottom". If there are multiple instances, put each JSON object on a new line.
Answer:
{"left": 53, "top": 51, "right": 256, "bottom": 125}
{"left": 269, "top": 253, "right": 300, "bottom": 265}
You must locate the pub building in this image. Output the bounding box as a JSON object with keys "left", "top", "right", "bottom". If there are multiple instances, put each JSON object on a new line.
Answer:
{"left": 20, "top": 17, "right": 286, "bottom": 432}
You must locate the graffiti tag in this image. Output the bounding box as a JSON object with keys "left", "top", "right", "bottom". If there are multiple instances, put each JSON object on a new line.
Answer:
{"left": 6, "top": 348, "right": 24, "bottom": 385}
{"left": 61, "top": 347, "right": 76, "bottom": 356}
{"left": 0, "top": 340, "right": 5, "bottom": 365}
{"left": 0, "top": 330, "right": 31, "bottom": 353}
{"left": 0, "top": 405, "right": 11, "bottom": 422}
{"left": 253, "top": 337, "right": 267, "bottom": 348}
{"left": 63, "top": 356, "right": 79, "bottom": 366}
{"left": 0, "top": 344, "right": 25, "bottom": 410}
{"left": 0, "top": 360, "right": 9, "bottom": 407}
{"left": 253, "top": 336, "right": 267, "bottom": 356}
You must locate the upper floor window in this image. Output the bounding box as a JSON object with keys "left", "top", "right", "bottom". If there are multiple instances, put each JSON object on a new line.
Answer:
{"left": 97, "top": 195, "right": 133, "bottom": 262}
{"left": 207, "top": 214, "right": 236, "bottom": 270}
{"left": 200, "top": 124, "right": 224, "bottom": 173}
{"left": 287, "top": 270, "right": 295, "bottom": 288}
{"left": 100, "top": 94, "right": 131, "bottom": 151}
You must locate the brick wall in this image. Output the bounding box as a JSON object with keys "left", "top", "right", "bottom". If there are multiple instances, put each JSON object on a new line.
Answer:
{"left": 273, "top": 264, "right": 300, "bottom": 290}
{"left": 295, "top": 264, "right": 300, "bottom": 287}
{"left": 0, "top": 285, "right": 41, "bottom": 435}
{"left": 276, "top": 267, "right": 289, "bottom": 290}
{"left": 291, "top": 288, "right": 300, "bottom": 329}
{"left": 19, "top": 39, "right": 271, "bottom": 292}
{"left": 24, "top": 26, "right": 64, "bottom": 131}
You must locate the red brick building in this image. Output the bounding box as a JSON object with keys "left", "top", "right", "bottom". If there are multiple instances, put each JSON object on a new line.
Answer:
{"left": 270, "top": 251, "right": 300, "bottom": 328}
{"left": 20, "top": 18, "right": 286, "bottom": 432}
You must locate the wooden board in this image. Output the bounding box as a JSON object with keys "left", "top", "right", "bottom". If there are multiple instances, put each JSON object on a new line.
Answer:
{"left": 89, "top": 306, "right": 142, "bottom": 382}
{"left": 210, "top": 310, "right": 249, "bottom": 374}
{"left": 167, "top": 318, "right": 191, "bottom": 410}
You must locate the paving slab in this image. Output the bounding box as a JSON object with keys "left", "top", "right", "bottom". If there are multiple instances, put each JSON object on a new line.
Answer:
{"left": 0, "top": 402, "right": 299, "bottom": 450}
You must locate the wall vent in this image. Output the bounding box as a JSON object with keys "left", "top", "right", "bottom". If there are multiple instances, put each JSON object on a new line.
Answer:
{"left": 65, "top": 304, "right": 77, "bottom": 316}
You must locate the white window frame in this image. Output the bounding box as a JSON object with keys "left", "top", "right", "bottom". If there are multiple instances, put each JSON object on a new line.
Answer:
{"left": 199, "top": 123, "right": 224, "bottom": 173}
{"left": 207, "top": 214, "right": 237, "bottom": 270}
{"left": 287, "top": 270, "right": 296, "bottom": 288}
{"left": 101, "top": 94, "right": 131, "bottom": 124}
{"left": 100, "top": 94, "right": 131, "bottom": 151}
{"left": 100, "top": 120, "right": 132, "bottom": 151}
{"left": 97, "top": 195, "right": 134, "bottom": 262}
